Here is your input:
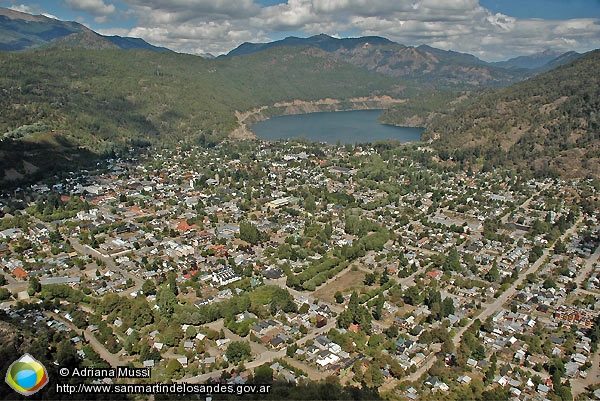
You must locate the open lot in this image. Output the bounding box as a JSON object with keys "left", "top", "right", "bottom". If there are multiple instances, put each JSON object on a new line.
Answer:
{"left": 313, "top": 268, "right": 366, "bottom": 303}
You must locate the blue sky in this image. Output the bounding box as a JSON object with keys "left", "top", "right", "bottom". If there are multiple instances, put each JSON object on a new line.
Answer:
{"left": 2, "top": 0, "right": 599, "bottom": 60}
{"left": 480, "top": 0, "right": 600, "bottom": 19}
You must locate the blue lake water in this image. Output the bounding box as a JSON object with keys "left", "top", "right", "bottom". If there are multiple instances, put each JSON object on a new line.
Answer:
{"left": 250, "top": 110, "right": 423, "bottom": 144}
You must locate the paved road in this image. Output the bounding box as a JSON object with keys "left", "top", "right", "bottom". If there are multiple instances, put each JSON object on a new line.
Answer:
{"left": 574, "top": 242, "right": 600, "bottom": 288}
{"left": 379, "top": 216, "right": 584, "bottom": 393}
{"left": 70, "top": 238, "right": 144, "bottom": 296}
{"left": 555, "top": 242, "right": 600, "bottom": 309}
{"left": 500, "top": 182, "right": 553, "bottom": 226}
{"left": 44, "top": 311, "right": 125, "bottom": 368}
{"left": 475, "top": 216, "right": 583, "bottom": 324}
{"left": 570, "top": 242, "right": 600, "bottom": 397}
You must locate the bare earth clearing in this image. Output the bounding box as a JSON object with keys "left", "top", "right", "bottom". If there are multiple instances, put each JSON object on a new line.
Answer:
{"left": 313, "top": 269, "right": 366, "bottom": 303}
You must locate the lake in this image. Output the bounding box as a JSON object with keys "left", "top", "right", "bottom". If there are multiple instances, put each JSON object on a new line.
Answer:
{"left": 250, "top": 110, "right": 423, "bottom": 144}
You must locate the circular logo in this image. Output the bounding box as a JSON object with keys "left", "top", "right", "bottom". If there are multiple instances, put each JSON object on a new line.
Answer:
{"left": 5, "top": 354, "right": 49, "bottom": 396}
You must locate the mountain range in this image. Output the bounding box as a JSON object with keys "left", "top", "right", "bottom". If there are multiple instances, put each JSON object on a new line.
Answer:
{"left": 0, "top": 6, "right": 582, "bottom": 90}
{"left": 226, "top": 34, "right": 581, "bottom": 89}
{"left": 0, "top": 7, "right": 170, "bottom": 52}
{"left": 0, "top": 44, "right": 407, "bottom": 188}
{"left": 0, "top": 6, "right": 597, "bottom": 186}
{"left": 492, "top": 49, "right": 578, "bottom": 70}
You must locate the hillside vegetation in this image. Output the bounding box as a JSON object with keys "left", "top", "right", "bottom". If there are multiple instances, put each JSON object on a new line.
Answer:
{"left": 377, "top": 90, "right": 477, "bottom": 127}
{"left": 0, "top": 46, "right": 407, "bottom": 145}
{"left": 0, "top": 46, "right": 410, "bottom": 187}
{"left": 423, "top": 50, "right": 600, "bottom": 178}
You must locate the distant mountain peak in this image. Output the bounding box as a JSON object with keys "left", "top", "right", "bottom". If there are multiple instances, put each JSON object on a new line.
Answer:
{"left": 227, "top": 35, "right": 528, "bottom": 89}
{"left": 0, "top": 6, "right": 171, "bottom": 53}
{"left": 226, "top": 34, "right": 394, "bottom": 57}
{"left": 494, "top": 49, "right": 580, "bottom": 70}
{"left": 539, "top": 48, "right": 561, "bottom": 56}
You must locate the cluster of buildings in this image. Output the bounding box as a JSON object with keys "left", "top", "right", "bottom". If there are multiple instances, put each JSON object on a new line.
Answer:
{"left": 1, "top": 140, "right": 598, "bottom": 400}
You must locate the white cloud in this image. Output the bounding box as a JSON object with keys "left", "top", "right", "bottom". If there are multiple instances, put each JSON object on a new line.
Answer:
{"left": 8, "top": 4, "right": 48, "bottom": 15}
{"left": 256, "top": 0, "right": 319, "bottom": 31}
{"left": 7, "top": 4, "right": 59, "bottom": 19}
{"left": 8, "top": 4, "right": 34, "bottom": 13}
{"left": 95, "top": 27, "right": 131, "bottom": 37}
{"left": 311, "top": 0, "right": 416, "bottom": 16}
{"left": 64, "top": 0, "right": 116, "bottom": 18}
{"left": 80, "top": 0, "right": 600, "bottom": 60}
{"left": 122, "top": 0, "right": 260, "bottom": 21}
{"left": 486, "top": 13, "right": 516, "bottom": 31}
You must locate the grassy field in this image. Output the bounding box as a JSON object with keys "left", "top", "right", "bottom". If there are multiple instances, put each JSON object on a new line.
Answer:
{"left": 313, "top": 268, "right": 366, "bottom": 303}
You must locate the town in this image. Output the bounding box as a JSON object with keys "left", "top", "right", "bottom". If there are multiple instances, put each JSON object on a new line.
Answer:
{"left": 1, "top": 139, "right": 599, "bottom": 401}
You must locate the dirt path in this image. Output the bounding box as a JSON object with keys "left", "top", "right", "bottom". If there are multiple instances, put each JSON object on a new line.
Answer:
{"left": 265, "top": 277, "right": 344, "bottom": 314}
{"left": 83, "top": 328, "right": 124, "bottom": 368}
{"left": 184, "top": 316, "right": 337, "bottom": 384}
{"left": 379, "top": 344, "right": 441, "bottom": 392}
{"left": 284, "top": 357, "right": 329, "bottom": 380}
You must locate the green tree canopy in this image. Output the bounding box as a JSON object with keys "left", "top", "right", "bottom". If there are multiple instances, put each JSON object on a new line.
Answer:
{"left": 226, "top": 341, "right": 252, "bottom": 365}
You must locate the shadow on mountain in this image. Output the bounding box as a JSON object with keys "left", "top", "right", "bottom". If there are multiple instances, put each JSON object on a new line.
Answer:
{"left": 0, "top": 134, "right": 101, "bottom": 193}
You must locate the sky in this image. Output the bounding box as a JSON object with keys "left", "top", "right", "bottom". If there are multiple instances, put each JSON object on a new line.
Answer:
{"left": 2, "top": 0, "right": 599, "bottom": 61}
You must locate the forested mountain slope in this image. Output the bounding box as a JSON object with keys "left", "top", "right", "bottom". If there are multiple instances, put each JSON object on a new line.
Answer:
{"left": 0, "top": 46, "right": 409, "bottom": 187}
{"left": 423, "top": 50, "right": 600, "bottom": 178}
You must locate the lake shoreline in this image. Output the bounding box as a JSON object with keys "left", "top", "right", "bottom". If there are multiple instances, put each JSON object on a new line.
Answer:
{"left": 228, "top": 96, "right": 408, "bottom": 140}
{"left": 249, "top": 109, "right": 423, "bottom": 145}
